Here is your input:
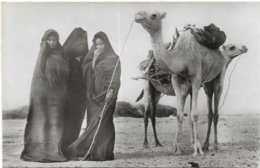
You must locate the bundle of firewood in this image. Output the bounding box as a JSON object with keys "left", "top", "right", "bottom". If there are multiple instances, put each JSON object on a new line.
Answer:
{"left": 138, "top": 59, "right": 171, "bottom": 84}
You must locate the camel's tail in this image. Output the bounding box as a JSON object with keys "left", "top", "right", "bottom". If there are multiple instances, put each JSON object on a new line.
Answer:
{"left": 136, "top": 89, "right": 144, "bottom": 102}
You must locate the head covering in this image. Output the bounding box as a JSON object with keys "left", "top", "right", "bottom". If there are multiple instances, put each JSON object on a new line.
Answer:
{"left": 37, "top": 29, "right": 63, "bottom": 77}
{"left": 92, "top": 31, "right": 116, "bottom": 56}
{"left": 63, "top": 27, "right": 89, "bottom": 60}
{"left": 42, "top": 29, "right": 60, "bottom": 42}
{"left": 83, "top": 31, "right": 117, "bottom": 66}
{"left": 41, "top": 29, "right": 63, "bottom": 54}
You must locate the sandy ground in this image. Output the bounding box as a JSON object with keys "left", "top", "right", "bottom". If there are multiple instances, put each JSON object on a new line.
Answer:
{"left": 3, "top": 114, "right": 260, "bottom": 167}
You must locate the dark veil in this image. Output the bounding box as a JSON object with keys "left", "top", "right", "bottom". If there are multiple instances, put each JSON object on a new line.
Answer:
{"left": 61, "top": 27, "right": 89, "bottom": 151}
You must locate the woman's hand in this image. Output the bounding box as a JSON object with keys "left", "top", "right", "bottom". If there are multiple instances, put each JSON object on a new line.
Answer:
{"left": 92, "top": 48, "right": 103, "bottom": 68}
{"left": 105, "top": 89, "right": 114, "bottom": 102}
{"left": 94, "top": 48, "right": 102, "bottom": 57}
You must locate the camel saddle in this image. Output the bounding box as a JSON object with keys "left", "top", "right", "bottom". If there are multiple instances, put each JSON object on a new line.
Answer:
{"left": 139, "top": 58, "right": 171, "bottom": 84}
{"left": 191, "top": 23, "right": 226, "bottom": 49}
{"left": 138, "top": 59, "right": 175, "bottom": 95}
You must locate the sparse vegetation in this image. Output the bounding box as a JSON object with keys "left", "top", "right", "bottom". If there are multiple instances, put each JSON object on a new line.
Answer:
{"left": 3, "top": 106, "right": 29, "bottom": 119}
{"left": 114, "top": 101, "right": 177, "bottom": 118}
{"left": 2, "top": 101, "right": 176, "bottom": 119}
{"left": 114, "top": 101, "right": 143, "bottom": 118}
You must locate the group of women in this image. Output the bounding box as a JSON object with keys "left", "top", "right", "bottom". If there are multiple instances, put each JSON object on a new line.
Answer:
{"left": 20, "top": 28, "right": 121, "bottom": 162}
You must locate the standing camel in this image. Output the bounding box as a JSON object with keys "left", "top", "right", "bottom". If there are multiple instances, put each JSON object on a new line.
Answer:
{"left": 135, "top": 11, "right": 247, "bottom": 155}
{"left": 136, "top": 72, "right": 175, "bottom": 148}
{"left": 135, "top": 44, "right": 247, "bottom": 150}
{"left": 202, "top": 44, "right": 247, "bottom": 151}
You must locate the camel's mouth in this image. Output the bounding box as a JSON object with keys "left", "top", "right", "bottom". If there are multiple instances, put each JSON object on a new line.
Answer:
{"left": 135, "top": 12, "right": 156, "bottom": 33}
{"left": 229, "top": 46, "right": 248, "bottom": 58}
{"left": 241, "top": 45, "right": 248, "bottom": 53}
{"left": 135, "top": 12, "right": 145, "bottom": 23}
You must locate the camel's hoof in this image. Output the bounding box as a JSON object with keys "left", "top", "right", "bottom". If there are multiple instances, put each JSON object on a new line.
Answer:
{"left": 193, "top": 151, "right": 204, "bottom": 156}
{"left": 155, "top": 141, "right": 163, "bottom": 147}
{"left": 174, "top": 150, "right": 183, "bottom": 156}
{"left": 155, "top": 143, "right": 163, "bottom": 147}
{"left": 203, "top": 142, "right": 209, "bottom": 151}
{"left": 193, "top": 151, "right": 198, "bottom": 156}
{"left": 173, "top": 145, "right": 183, "bottom": 156}
{"left": 193, "top": 142, "right": 204, "bottom": 156}
{"left": 143, "top": 142, "right": 150, "bottom": 149}
{"left": 202, "top": 146, "right": 209, "bottom": 152}
{"left": 214, "top": 143, "right": 219, "bottom": 151}
{"left": 174, "top": 149, "right": 183, "bottom": 156}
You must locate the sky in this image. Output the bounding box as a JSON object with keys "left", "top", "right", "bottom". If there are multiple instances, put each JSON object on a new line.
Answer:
{"left": 2, "top": 2, "right": 260, "bottom": 114}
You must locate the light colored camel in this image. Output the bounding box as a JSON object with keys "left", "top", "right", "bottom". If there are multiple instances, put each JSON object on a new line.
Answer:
{"left": 202, "top": 44, "right": 247, "bottom": 151}
{"left": 135, "top": 11, "right": 247, "bottom": 155}
{"left": 136, "top": 44, "right": 247, "bottom": 150}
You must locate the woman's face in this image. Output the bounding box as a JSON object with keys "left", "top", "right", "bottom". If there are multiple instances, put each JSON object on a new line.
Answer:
{"left": 95, "top": 38, "right": 105, "bottom": 52}
{"left": 47, "top": 35, "right": 58, "bottom": 49}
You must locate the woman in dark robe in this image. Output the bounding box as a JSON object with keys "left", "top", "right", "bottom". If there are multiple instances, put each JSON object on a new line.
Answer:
{"left": 21, "top": 29, "right": 69, "bottom": 162}
{"left": 61, "top": 27, "right": 88, "bottom": 151}
{"left": 65, "top": 31, "right": 121, "bottom": 161}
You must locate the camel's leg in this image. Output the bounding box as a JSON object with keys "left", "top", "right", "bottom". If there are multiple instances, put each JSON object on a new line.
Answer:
{"left": 150, "top": 88, "right": 162, "bottom": 147}
{"left": 171, "top": 75, "right": 189, "bottom": 155}
{"left": 143, "top": 102, "right": 150, "bottom": 149}
{"left": 203, "top": 83, "right": 214, "bottom": 151}
{"left": 190, "top": 79, "right": 204, "bottom": 156}
{"left": 189, "top": 93, "right": 194, "bottom": 145}
{"left": 213, "top": 83, "right": 223, "bottom": 150}
{"left": 143, "top": 82, "right": 151, "bottom": 149}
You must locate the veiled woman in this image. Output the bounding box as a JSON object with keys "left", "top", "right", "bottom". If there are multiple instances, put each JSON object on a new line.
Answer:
{"left": 21, "top": 29, "right": 69, "bottom": 162}
{"left": 61, "top": 27, "right": 88, "bottom": 151}
{"left": 65, "top": 31, "right": 121, "bottom": 161}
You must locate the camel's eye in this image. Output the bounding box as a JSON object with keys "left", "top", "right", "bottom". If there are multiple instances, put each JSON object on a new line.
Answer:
{"left": 229, "top": 46, "right": 236, "bottom": 50}
{"left": 151, "top": 14, "right": 157, "bottom": 19}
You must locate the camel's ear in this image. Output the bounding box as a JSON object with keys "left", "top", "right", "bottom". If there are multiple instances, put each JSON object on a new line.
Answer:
{"left": 160, "top": 12, "right": 167, "bottom": 19}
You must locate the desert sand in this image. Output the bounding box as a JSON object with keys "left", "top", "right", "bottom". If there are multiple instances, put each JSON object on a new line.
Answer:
{"left": 3, "top": 114, "right": 260, "bottom": 167}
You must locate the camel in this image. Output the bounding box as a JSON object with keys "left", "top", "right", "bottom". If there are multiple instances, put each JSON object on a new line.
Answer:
{"left": 202, "top": 43, "right": 247, "bottom": 151}
{"left": 135, "top": 44, "right": 247, "bottom": 150}
{"left": 135, "top": 70, "right": 175, "bottom": 148}
{"left": 135, "top": 11, "right": 247, "bottom": 155}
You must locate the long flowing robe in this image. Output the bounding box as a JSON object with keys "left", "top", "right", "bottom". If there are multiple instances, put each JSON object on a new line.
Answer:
{"left": 20, "top": 30, "right": 69, "bottom": 162}
{"left": 65, "top": 31, "right": 121, "bottom": 161}
{"left": 61, "top": 28, "right": 89, "bottom": 151}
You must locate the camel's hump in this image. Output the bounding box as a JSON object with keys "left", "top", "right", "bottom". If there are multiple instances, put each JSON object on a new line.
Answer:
{"left": 177, "top": 30, "right": 222, "bottom": 55}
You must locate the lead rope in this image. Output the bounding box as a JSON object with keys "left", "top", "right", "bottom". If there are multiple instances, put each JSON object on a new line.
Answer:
{"left": 81, "top": 20, "right": 135, "bottom": 161}
{"left": 218, "top": 55, "right": 242, "bottom": 111}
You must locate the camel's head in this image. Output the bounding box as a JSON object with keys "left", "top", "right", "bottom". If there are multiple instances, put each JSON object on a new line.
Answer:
{"left": 222, "top": 44, "right": 248, "bottom": 66}
{"left": 135, "top": 11, "right": 167, "bottom": 34}
{"left": 223, "top": 44, "right": 248, "bottom": 60}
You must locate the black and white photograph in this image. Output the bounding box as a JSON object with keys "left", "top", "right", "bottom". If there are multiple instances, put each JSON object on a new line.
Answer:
{"left": 1, "top": 2, "right": 260, "bottom": 167}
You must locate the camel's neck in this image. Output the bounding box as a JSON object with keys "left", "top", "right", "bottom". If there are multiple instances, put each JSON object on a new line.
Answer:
{"left": 220, "top": 47, "right": 232, "bottom": 67}
{"left": 150, "top": 28, "right": 170, "bottom": 69}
